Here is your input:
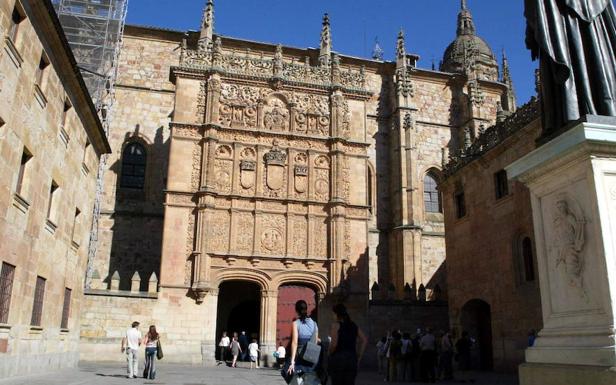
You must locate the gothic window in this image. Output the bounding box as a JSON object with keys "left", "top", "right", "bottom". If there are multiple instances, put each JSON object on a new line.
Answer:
{"left": 0, "top": 262, "right": 16, "bottom": 324}
{"left": 494, "top": 169, "right": 509, "bottom": 200}
{"left": 424, "top": 173, "right": 442, "bottom": 213}
{"left": 120, "top": 142, "right": 146, "bottom": 189}
{"left": 31, "top": 276, "right": 46, "bottom": 327}
{"left": 522, "top": 237, "right": 535, "bottom": 282}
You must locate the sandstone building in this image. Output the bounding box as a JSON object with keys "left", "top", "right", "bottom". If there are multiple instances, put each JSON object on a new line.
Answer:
{"left": 441, "top": 99, "right": 543, "bottom": 372}
{"left": 0, "top": 0, "right": 110, "bottom": 377}
{"left": 78, "top": 1, "right": 517, "bottom": 365}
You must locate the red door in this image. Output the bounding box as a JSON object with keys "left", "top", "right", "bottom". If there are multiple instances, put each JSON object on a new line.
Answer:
{"left": 276, "top": 285, "right": 317, "bottom": 347}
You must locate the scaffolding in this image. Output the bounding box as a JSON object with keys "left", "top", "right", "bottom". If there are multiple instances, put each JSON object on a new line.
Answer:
{"left": 52, "top": 0, "right": 128, "bottom": 288}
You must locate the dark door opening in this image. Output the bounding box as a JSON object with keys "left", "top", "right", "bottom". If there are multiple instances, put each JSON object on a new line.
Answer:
{"left": 216, "top": 281, "right": 261, "bottom": 359}
{"left": 460, "top": 299, "right": 493, "bottom": 370}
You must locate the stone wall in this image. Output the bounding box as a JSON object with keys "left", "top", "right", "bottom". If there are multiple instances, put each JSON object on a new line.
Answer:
{"left": 441, "top": 113, "right": 543, "bottom": 372}
{"left": 0, "top": 0, "right": 108, "bottom": 378}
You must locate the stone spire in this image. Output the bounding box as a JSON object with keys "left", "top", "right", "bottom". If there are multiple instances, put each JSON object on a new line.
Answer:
{"left": 396, "top": 29, "right": 406, "bottom": 70}
{"left": 457, "top": 0, "right": 476, "bottom": 36}
{"left": 501, "top": 49, "right": 517, "bottom": 111}
{"left": 372, "top": 37, "right": 384, "bottom": 61}
{"left": 199, "top": 0, "right": 214, "bottom": 51}
{"left": 319, "top": 13, "right": 332, "bottom": 66}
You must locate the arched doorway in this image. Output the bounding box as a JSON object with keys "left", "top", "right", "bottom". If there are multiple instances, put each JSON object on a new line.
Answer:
{"left": 216, "top": 281, "right": 261, "bottom": 359}
{"left": 276, "top": 284, "right": 318, "bottom": 348}
{"left": 460, "top": 299, "right": 493, "bottom": 370}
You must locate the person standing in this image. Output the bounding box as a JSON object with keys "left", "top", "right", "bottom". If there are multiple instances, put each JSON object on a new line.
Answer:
{"left": 230, "top": 336, "right": 242, "bottom": 368}
{"left": 327, "top": 304, "right": 367, "bottom": 385}
{"left": 121, "top": 321, "right": 142, "bottom": 379}
{"left": 386, "top": 331, "right": 402, "bottom": 382}
{"left": 218, "top": 331, "right": 230, "bottom": 363}
{"left": 376, "top": 337, "right": 387, "bottom": 375}
{"left": 239, "top": 331, "right": 249, "bottom": 361}
{"left": 143, "top": 325, "right": 159, "bottom": 380}
{"left": 438, "top": 331, "right": 454, "bottom": 381}
{"left": 275, "top": 341, "right": 286, "bottom": 368}
{"left": 248, "top": 338, "right": 261, "bottom": 369}
{"left": 419, "top": 327, "right": 437, "bottom": 383}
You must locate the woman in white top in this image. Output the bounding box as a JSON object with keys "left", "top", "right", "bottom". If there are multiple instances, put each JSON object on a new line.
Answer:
{"left": 218, "top": 331, "right": 230, "bottom": 363}
{"left": 143, "top": 325, "right": 159, "bottom": 380}
{"left": 248, "top": 338, "right": 260, "bottom": 369}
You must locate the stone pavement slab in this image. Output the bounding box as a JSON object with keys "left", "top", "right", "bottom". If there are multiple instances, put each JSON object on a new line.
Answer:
{"left": 0, "top": 363, "right": 519, "bottom": 385}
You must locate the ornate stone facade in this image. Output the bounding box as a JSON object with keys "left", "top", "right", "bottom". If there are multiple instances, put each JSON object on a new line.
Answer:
{"left": 81, "top": 1, "right": 511, "bottom": 366}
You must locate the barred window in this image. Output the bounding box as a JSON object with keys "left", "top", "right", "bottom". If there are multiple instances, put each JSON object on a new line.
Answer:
{"left": 0, "top": 263, "right": 16, "bottom": 324}
{"left": 120, "top": 142, "right": 146, "bottom": 189}
{"left": 31, "top": 276, "right": 46, "bottom": 327}
{"left": 424, "top": 173, "right": 442, "bottom": 213}
{"left": 61, "top": 288, "right": 71, "bottom": 329}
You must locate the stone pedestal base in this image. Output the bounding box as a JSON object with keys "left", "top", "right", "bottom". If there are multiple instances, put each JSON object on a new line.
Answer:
{"left": 520, "top": 363, "right": 616, "bottom": 385}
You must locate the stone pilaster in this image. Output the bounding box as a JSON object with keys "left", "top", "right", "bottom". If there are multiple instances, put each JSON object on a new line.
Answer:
{"left": 259, "top": 290, "right": 278, "bottom": 367}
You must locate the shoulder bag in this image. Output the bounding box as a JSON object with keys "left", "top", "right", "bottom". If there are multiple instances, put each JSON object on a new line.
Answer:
{"left": 156, "top": 339, "right": 164, "bottom": 360}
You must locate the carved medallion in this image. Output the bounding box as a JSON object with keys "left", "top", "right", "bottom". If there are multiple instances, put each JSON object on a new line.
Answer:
{"left": 315, "top": 178, "right": 329, "bottom": 195}
{"left": 261, "top": 228, "right": 283, "bottom": 252}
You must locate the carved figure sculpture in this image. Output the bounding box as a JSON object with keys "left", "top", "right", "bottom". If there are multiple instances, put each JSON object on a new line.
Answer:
{"left": 553, "top": 197, "right": 586, "bottom": 290}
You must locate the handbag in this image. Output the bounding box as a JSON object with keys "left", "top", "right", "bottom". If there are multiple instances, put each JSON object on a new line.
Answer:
{"left": 156, "top": 340, "right": 164, "bottom": 360}
{"left": 297, "top": 320, "right": 321, "bottom": 366}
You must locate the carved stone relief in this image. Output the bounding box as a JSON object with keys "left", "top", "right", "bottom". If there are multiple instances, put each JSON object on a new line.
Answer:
{"left": 207, "top": 210, "right": 230, "bottom": 253}
{"left": 292, "top": 216, "right": 308, "bottom": 257}
{"left": 293, "top": 94, "right": 330, "bottom": 136}
{"left": 314, "top": 218, "right": 328, "bottom": 257}
{"left": 294, "top": 152, "right": 309, "bottom": 198}
{"left": 239, "top": 146, "right": 257, "bottom": 193}
{"left": 190, "top": 144, "right": 202, "bottom": 191}
{"left": 263, "top": 96, "right": 290, "bottom": 132}
{"left": 218, "top": 84, "right": 261, "bottom": 128}
{"left": 314, "top": 155, "right": 330, "bottom": 202}
{"left": 185, "top": 210, "right": 196, "bottom": 286}
{"left": 214, "top": 145, "right": 233, "bottom": 194}
{"left": 235, "top": 212, "right": 254, "bottom": 254}
{"left": 260, "top": 214, "right": 286, "bottom": 255}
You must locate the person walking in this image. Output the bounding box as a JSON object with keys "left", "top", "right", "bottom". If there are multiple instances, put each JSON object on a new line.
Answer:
{"left": 376, "top": 337, "right": 387, "bottom": 375}
{"left": 230, "top": 336, "right": 242, "bottom": 368}
{"left": 143, "top": 325, "right": 159, "bottom": 380}
{"left": 248, "top": 338, "right": 261, "bottom": 369}
{"left": 121, "top": 321, "right": 142, "bottom": 379}
{"left": 275, "top": 341, "right": 286, "bottom": 368}
{"left": 420, "top": 327, "right": 437, "bottom": 383}
{"left": 287, "top": 300, "right": 320, "bottom": 382}
{"left": 218, "top": 331, "right": 230, "bottom": 363}
{"left": 327, "top": 304, "right": 367, "bottom": 385}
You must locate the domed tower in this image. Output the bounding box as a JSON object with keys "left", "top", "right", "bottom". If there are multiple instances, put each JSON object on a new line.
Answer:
{"left": 441, "top": 0, "right": 498, "bottom": 81}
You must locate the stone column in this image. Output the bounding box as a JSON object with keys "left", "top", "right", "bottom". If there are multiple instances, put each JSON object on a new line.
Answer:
{"left": 201, "top": 288, "right": 219, "bottom": 366}
{"left": 507, "top": 116, "right": 616, "bottom": 385}
{"left": 259, "top": 289, "right": 278, "bottom": 368}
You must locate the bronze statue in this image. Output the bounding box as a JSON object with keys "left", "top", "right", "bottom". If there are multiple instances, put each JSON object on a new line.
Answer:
{"left": 525, "top": 0, "right": 616, "bottom": 139}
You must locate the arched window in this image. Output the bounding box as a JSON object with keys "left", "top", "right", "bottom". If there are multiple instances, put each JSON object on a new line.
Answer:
{"left": 120, "top": 142, "right": 146, "bottom": 189}
{"left": 522, "top": 237, "right": 535, "bottom": 282}
{"left": 424, "top": 172, "right": 442, "bottom": 213}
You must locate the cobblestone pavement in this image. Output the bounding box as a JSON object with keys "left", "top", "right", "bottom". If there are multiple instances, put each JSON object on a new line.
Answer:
{"left": 0, "top": 363, "right": 518, "bottom": 385}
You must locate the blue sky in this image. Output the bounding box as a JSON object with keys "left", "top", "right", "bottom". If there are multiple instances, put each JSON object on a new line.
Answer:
{"left": 126, "top": 0, "right": 537, "bottom": 104}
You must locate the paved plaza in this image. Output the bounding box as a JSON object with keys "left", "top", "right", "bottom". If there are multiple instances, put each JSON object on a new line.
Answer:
{"left": 0, "top": 362, "right": 518, "bottom": 385}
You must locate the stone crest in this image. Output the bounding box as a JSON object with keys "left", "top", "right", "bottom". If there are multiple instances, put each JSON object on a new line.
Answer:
{"left": 239, "top": 147, "right": 256, "bottom": 189}
{"left": 294, "top": 152, "right": 308, "bottom": 194}
{"left": 264, "top": 141, "right": 287, "bottom": 191}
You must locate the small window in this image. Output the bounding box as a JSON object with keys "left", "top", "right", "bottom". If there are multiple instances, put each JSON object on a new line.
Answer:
{"left": 494, "top": 170, "right": 509, "bottom": 200}
{"left": 9, "top": 6, "right": 25, "bottom": 43}
{"left": 0, "top": 262, "right": 16, "bottom": 324}
{"left": 62, "top": 98, "right": 72, "bottom": 128}
{"left": 60, "top": 288, "right": 71, "bottom": 329}
{"left": 35, "top": 54, "right": 50, "bottom": 89}
{"left": 47, "top": 181, "right": 59, "bottom": 220}
{"left": 121, "top": 142, "right": 147, "bottom": 189}
{"left": 424, "top": 173, "right": 442, "bottom": 213}
{"left": 455, "top": 191, "right": 466, "bottom": 219}
{"left": 71, "top": 208, "right": 81, "bottom": 242}
{"left": 522, "top": 237, "right": 535, "bottom": 282}
{"left": 16, "top": 149, "right": 32, "bottom": 195}
{"left": 31, "top": 276, "right": 46, "bottom": 327}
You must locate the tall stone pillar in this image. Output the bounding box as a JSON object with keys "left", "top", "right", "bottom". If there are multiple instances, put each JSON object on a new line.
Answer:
{"left": 201, "top": 288, "right": 219, "bottom": 366}
{"left": 260, "top": 289, "right": 278, "bottom": 367}
{"left": 507, "top": 116, "right": 616, "bottom": 385}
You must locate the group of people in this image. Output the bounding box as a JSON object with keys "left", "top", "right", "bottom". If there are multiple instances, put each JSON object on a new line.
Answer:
{"left": 218, "top": 331, "right": 261, "bottom": 369}
{"left": 376, "top": 328, "right": 473, "bottom": 383}
{"left": 120, "top": 321, "right": 162, "bottom": 380}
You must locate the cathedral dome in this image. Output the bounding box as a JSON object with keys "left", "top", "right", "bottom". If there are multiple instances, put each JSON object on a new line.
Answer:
{"left": 440, "top": 1, "right": 498, "bottom": 80}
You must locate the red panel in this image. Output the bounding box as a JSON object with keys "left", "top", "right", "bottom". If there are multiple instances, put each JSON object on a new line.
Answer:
{"left": 276, "top": 285, "right": 317, "bottom": 347}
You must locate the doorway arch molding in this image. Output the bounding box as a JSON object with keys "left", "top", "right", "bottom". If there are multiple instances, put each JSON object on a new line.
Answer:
{"left": 213, "top": 268, "right": 273, "bottom": 291}
{"left": 274, "top": 271, "right": 328, "bottom": 295}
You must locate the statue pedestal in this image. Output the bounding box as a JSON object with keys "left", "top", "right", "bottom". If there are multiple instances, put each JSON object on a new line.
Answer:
{"left": 507, "top": 116, "right": 616, "bottom": 385}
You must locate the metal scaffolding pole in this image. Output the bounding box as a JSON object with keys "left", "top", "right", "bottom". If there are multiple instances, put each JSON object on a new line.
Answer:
{"left": 52, "top": 0, "right": 128, "bottom": 288}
